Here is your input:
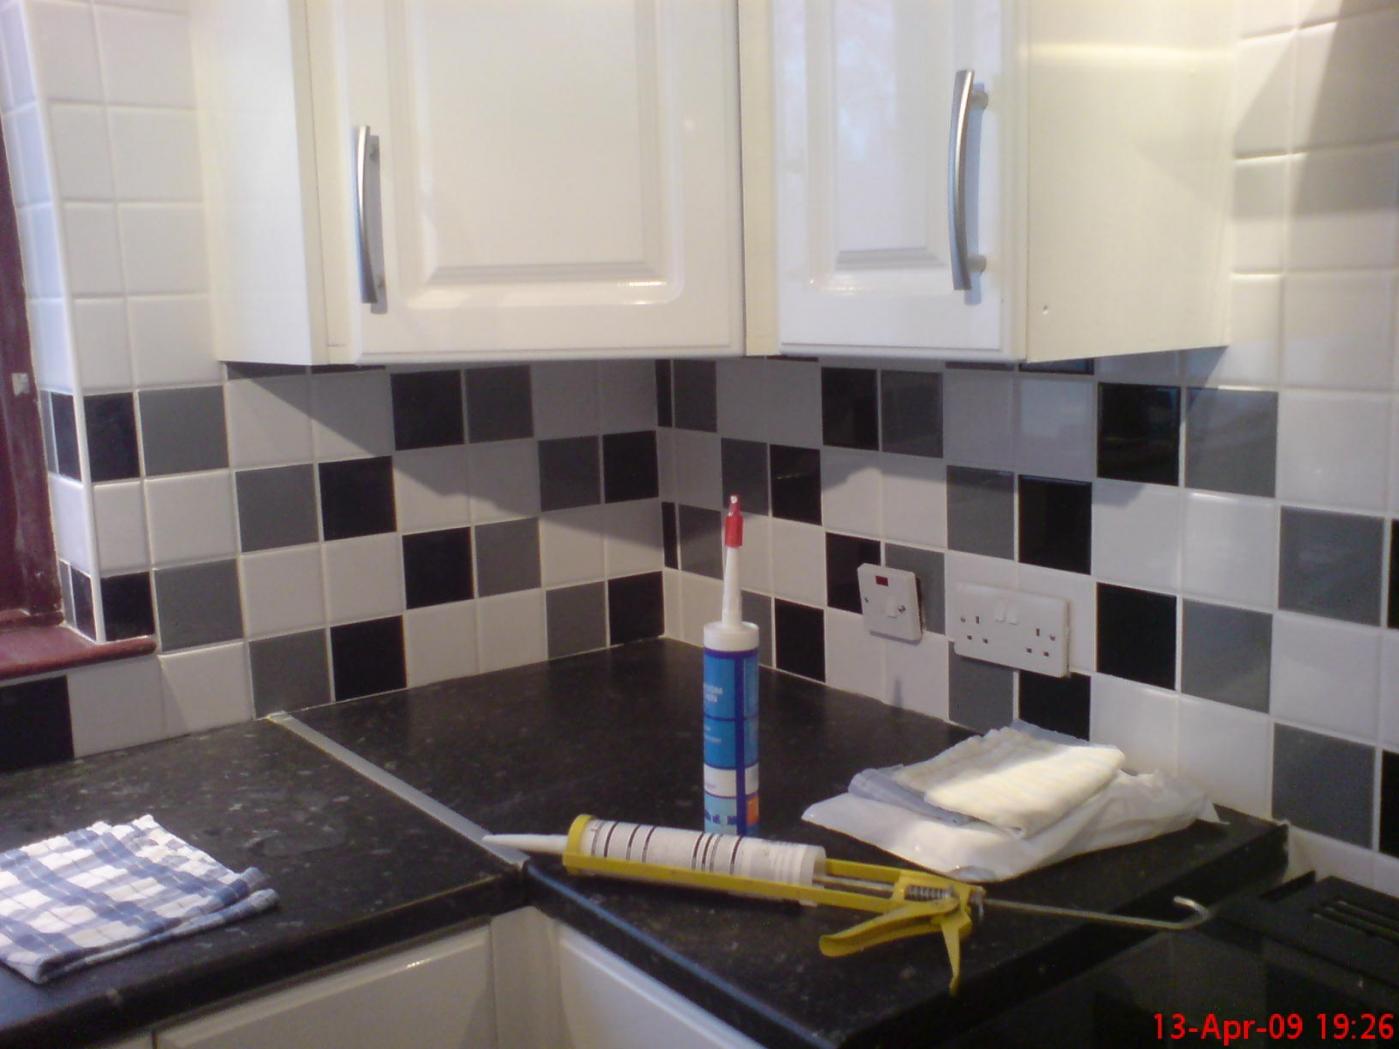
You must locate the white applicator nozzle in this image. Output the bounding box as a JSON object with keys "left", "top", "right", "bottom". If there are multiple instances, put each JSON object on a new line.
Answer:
{"left": 721, "top": 494, "right": 743, "bottom": 627}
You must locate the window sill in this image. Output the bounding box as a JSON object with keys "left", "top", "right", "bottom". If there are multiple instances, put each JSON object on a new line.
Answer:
{"left": 0, "top": 623, "right": 156, "bottom": 684}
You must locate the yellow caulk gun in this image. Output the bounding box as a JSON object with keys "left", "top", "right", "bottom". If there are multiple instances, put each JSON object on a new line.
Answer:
{"left": 484, "top": 815, "right": 1213, "bottom": 994}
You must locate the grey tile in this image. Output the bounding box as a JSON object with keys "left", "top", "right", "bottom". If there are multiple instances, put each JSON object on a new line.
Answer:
{"left": 880, "top": 370, "right": 942, "bottom": 458}
{"left": 883, "top": 544, "right": 945, "bottom": 635}
{"left": 673, "top": 360, "right": 717, "bottom": 432}
{"left": 948, "top": 650, "right": 1013, "bottom": 733}
{"left": 742, "top": 590, "right": 774, "bottom": 666}
{"left": 1272, "top": 724, "right": 1374, "bottom": 847}
{"left": 946, "top": 466, "right": 1014, "bottom": 558}
{"left": 721, "top": 439, "right": 769, "bottom": 516}
{"left": 250, "top": 630, "right": 331, "bottom": 715}
{"left": 678, "top": 504, "right": 722, "bottom": 579}
{"left": 466, "top": 365, "right": 533, "bottom": 442}
{"left": 538, "top": 437, "right": 600, "bottom": 512}
{"left": 236, "top": 465, "right": 319, "bottom": 552}
{"left": 154, "top": 559, "right": 243, "bottom": 651}
{"left": 474, "top": 517, "right": 541, "bottom": 596}
{"left": 1180, "top": 600, "right": 1271, "bottom": 711}
{"left": 1184, "top": 388, "right": 1277, "bottom": 497}
{"left": 1279, "top": 507, "right": 1384, "bottom": 625}
{"left": 546, "top": 582, "right": 607, "bottom": 658}
{"left": 139, "top": 386, "right": 228, "bottom": 476}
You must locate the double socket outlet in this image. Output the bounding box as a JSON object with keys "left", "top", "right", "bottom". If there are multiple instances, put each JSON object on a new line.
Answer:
{"left": 951, "top": 583, "right": 1069, "bottom": 677}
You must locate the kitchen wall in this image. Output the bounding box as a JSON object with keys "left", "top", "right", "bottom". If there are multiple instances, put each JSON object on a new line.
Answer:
{"left": 0, "top": 0, "right": 664, "bottom": 766}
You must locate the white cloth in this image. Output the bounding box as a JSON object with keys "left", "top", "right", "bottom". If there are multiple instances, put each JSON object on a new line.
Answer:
{"left": 892, "top": 725, "right": 1124, "bottom": 837}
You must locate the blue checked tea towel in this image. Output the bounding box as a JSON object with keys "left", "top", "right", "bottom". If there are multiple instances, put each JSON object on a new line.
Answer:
{"left": 0, "top": 814, "right": 277, "bottom": 984}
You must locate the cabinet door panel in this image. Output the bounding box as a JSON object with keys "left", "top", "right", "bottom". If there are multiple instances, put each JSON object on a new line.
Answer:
{"left": 335, "top": 0, "right": 741, "bottom": 360}
{"left": 774, "top": 0, "right": 1005, "bottom": 355}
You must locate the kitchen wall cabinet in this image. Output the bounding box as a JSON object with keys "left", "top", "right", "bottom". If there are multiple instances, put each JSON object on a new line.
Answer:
{"left": 759, "top": 0, "right": 1234, "bottom": 361}
{"left": 193, "top": 0, "right": 744, "bottom": 366}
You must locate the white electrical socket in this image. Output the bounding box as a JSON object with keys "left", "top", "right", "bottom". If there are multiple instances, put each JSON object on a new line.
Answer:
{"left": 856, "top": 563, "right": 923, "bottom": 642}
{"left": 951, "top": 583, "right": 1069, "bottom": 677}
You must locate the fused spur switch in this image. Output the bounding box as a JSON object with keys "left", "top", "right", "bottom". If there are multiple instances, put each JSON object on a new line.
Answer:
{"left": 857, "top": 564, "right": 923, "bottom": 642}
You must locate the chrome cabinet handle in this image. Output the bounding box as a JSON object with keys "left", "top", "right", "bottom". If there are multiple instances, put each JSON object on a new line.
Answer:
{"left": 354, "top": 125, "right": 387, "bottom": 314}
{"left": 947, "top": 69, "right": 987, "bottom": 292}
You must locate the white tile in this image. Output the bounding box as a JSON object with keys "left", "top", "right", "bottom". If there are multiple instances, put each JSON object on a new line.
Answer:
{"left": 467, "top": 439, "right": 539, "bottom": 522}
{"left": 92, "top": 479, "right": 148, "bottom": 572}
{"left": 1287, "top": 827, "right": 1376, "bottom": 885}
{"left": 1383, "top": 635, "right": 1399, "bottom": 748}
{"left": 71, "top": 298, "right": 131, "bottom": 391}
{"left": 715, "top": 358, "right": 769, "bottom": 442}
{"left": 1181, "top": 492, "right": 1278, "bottom": 608}
{"left": 94, "top": 5, "right": 195, "bottom": 107}
{"left": 1272, "top": 612, "right": 1381, "bottom": 737}
{"left": 824, "top": 608, "right": 884, "bottom": 700}
{"left": 596, "top": 359, "right": 656, "bottom": 433}
{"left": 67, "top": 655, "right": 165, "bottom": 756}
{"left": 21, "top": 204, "right": 63, "bottom": 298}
{"left": 942, "top": 368, "right": 1015, "bottom": 469}
{"left": 769, "top": 518, "right": 825, "bottom": 607}
{"left": 476, "top": 589, "right": 546, "bottom": 672}
{"left": 1, "top": 4, "right": 35, "bottom": 108}
{"left": 117, "top": 204, "right": 206, "bottom": 294}
{"left": 144, "top": 471, "right": 237, "bottom": 565}
{"left": 96, "top": 0, "right": 190, "bottom": 11}
{"left": 662, "top": 568, "right": 681, "bottom": 640}
{"left": 1290, "top": 147, "right": 1399, "bottom": 270}
{"left": 27, "top": 296, "right": 74, "bottom": 391}
{"left": 1276, "top": 391, "right": 1390, "bottom": 511}
{"left": 5, "top": 107, "right": 48, "bottom": 206}
{"left": 1186, "top": 276, "right": 1281, "bottom": 387}
{"left": 62, "top": 203, "right": 123, "bottom": 296}
{"left": 672, "top": 429, "right": 722, "bottom": 510}
{"left": 603, "top": 499, "right": 663, "bottom": 577}
{"left": 530, "top": 361, "right": 598, "bottom": 438}
{"left": 821, "top": 447, "right": 881, "bottom": 536}
{"left": 735, "top": 510, "right": 771, "bottom": 593}
{"left": 1283, "top": 272, "right": 1395, "bottom": 389}
{"left": 1090, "top": 674, "right": 1179, "bottom": 775}
{"left": 884, "top": 631, "right": 950, "bottom": 720}
{"left": 1293, "top": 13, "right": 1399, "bottom": 149}
{"left": 1238, "top": 0, "right": 1295, "bottom": 36}
{"left": 1376, "top": 854, "right": 1399, "bottom": 897}
{"left": 48, "top": 102, "right": 111, "bottom": 199}
{"left": 1017, "top": 376, "right": 1095, "bottom": 481}
{"left": 49, "top": 474, "right": 93, "bottom": 573}
{"left": 310, "top": 369, "right": 393, "bottom": 459}
{"left": 1177, "top": 697, "right": 1271, "bottom": 818}
{"left": 765, "top": 360, "right": 823, "bottom": 448}
{"left": 27, "top": 1, "right": 103, "bottom": 102}
{"left": 393, "top": 445, "right": 470, "bottom": 532}
{"left": 1016, "top": 564, "right": 1096, "bottom": 673}
{"left": 405, "top": 600, "right": 478, "bottom": 686}
{"left": 678, "top": 572, "right": 722, "bottom": 646}
{"left": 127, "top": 294, "right": 219, "bottom": 385}
{"left": 160, "top": 641, "right": 252, "bottom": 735}
{"left": 323, "top": 533, "right": 404, "bottom": 623}
{"left": 106, "top": 107, "right": 202, "bottom": 201}
{"left": 1233, "top": 32, "right": 1294, "bottom": 155}
{"left": 1092, "top": 480, "right": 1182, "bottom": 590}
{"left": 239, "top": 544, "right": 325, "bottom": 637}
{"left": 225, "top": 374, "right": 313, "bottom": 468}
{"left": 1232, "top": 157, "right": 1286, "bottom": 272}
{"left": 539, "top": 505, "right": 605, "bottom": 586}
{"left": 880, "top": 453, "right": 947, "bottom": 548}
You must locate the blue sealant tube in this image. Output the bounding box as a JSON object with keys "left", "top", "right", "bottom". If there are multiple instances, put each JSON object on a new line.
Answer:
{"left": 702, "top": 643, "right": 760, "bottom": 835}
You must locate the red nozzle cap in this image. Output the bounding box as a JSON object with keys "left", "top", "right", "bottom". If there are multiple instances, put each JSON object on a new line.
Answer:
{"left": 724, "top": 494, "right": 743, "bottom": 548}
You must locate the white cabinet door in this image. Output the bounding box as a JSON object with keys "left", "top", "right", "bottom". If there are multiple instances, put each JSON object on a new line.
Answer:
{"left": 328, "top": 0, "right": 743, "bottom": 362}
{"left": 773, "top": 0, "right": 1005, "bottom": 357}
{"left": 156, "top": 927, "right": 495, "bottom": 1049}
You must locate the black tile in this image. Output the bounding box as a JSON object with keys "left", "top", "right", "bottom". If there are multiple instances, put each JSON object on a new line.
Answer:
{"left": 0, "top": 677, "right": 73, "bottom": 773}
{"left": 84, "top": 393, "right": 140, "bottom": 482}
{"left": 40, "top": 392, "right": 57, "bottom": 473}
{"left": 59, "top": 562, "right": 75, "bottom": 627}
{"left": 319, "top": 456, "right": 397, "bottom": 540}
{"left": 402, "top": 527, "right": 473, "bottom": 608}
{"left": 821, "top": 367, "right": 879, "bottom": 450}
{"left": 465, "top": 365, "right": 533, "bottom": 442}
{"left": 661, "top": 501, "right": 679, "bottom": 569}
{"left": 673, "top": 360, "right": 717, "bottom": 432}
{"left": 769, "top": 444, "right": 822, "bottom": 524}
{"left": 539, "top": 436, "right": 601, "bottom": 512}
{"left": 226, "top": 362, "right": 310, "bottom": 380}
{"left": 880, "top": 370, "right": 942, "bottom": 458}
{"left": 1019, "top": 672, "right": 1091, "bottom": 739}
{"left": 546, "top": 582, "right": 607, "bottom": 658}
{"left": 1019, "top": 476, "right": 1092, "bottom": 574}
{"left": 678, "top": 504, "right": 722, "bottom": 579}
{"left": 1390, "top": 521, "right": 1399, "bottom": 630}
{"left": 1020, "top": 359, "right": 1094, "bottom": 375}
{"left": 1097, "top": 583, "right": 1177, "bottom": 688}
{"left": 70, "top": 566, "right": 95, "bottom": 639}
{"left": 100, "top": 572, "right": 154, "bottom": 641}
{"left": 1382, "top": 750, "right": 1398, "bottom": 858}
{"left": 608, "top": 572, "right": 664, "bottom": 645}
{"left": 655, "top": 360, "right": 674, "bottom": 428}
{"left": 603, "top": 431, "right": 659, "bottom": 503}
{"left": 391, "top": 369, "right": 464, "bottom": 450}
{"left": 825, "top": 532, "right": 880, "bottom": 613}
{"left": 1097, "top": 383, "right": 1181, "bottom": 486}
{"left": 774, "top": 599, "right": 824, "bottom": 682}
{"left": 251, "top": 630, "right": 331, "bottom": 715}
{"left": 330, "top": 616, "right": 406, "bottom": 700}
{"left": 720, "top": 439, "right": 769, "bottom": 516}
{"left": 49, "top": 392, "right": 81, "bottom": 479}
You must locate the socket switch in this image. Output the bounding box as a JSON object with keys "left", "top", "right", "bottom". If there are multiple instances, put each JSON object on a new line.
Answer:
{"left": 857, "top": 563, "right": 923, "bottom": 642}
{"left": 951, "top": 583, "right": 1069, "bottom": 677}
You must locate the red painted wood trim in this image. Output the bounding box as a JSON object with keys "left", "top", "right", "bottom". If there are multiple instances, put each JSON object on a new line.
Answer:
{"left": 0, "top": 624, "right": 156, "bottom": 684}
